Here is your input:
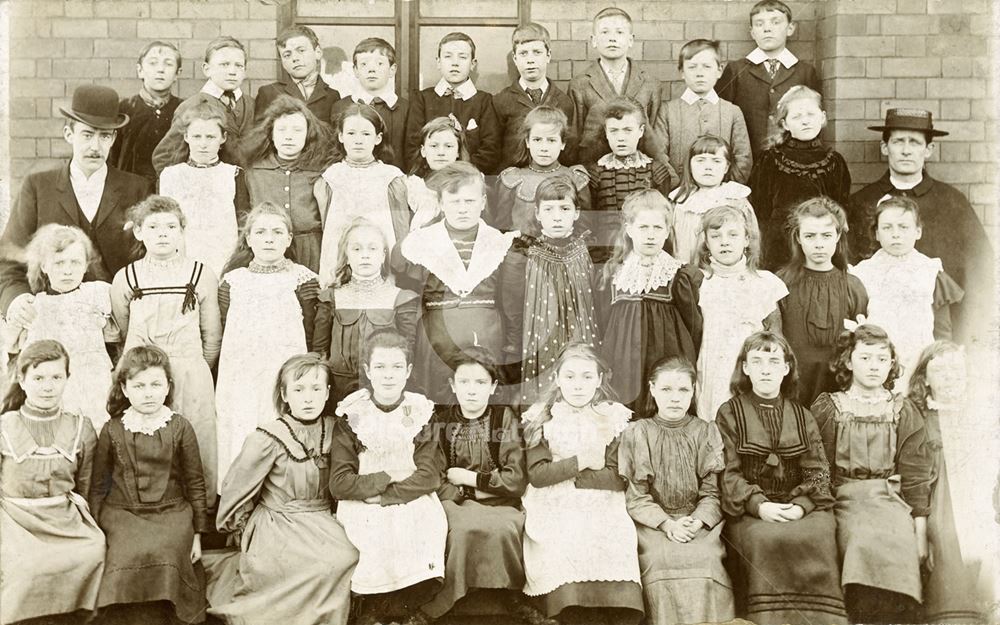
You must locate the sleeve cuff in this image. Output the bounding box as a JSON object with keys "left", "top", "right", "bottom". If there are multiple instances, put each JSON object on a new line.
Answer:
{"left": 372, "top": 471, "right": 392, "bottom": 494}
{"left": 476, "top": 471, "right": 492, "bottom": 491}
{"left": 692, "top": 507, "right": 722, "bottom": 529}
{"left": 747, "top": 493, "right": 768, "bottom": 517}
{"left": 791, "top": 495, "right": 815, "bottom": 516}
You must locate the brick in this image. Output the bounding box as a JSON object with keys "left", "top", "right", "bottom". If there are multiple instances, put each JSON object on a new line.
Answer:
{"left": 826, "top": 99, "right": 866, "bottom": 120}
{"left": 828, "top": 0, "right": 896, "bottom": 13}
{"left": 927, "top": 36, "right": 986, "bottom": 57}
{"left": 14, "top": 79, "right": 65, "bottom": 98}
{"left": 821, "top": 14, "right": 867, "bottom": 36}
{"left": 194, "top": 21, "right": 221, "bottom": 40}
{"left": 65, "top": 40, "right": 96, "bottom": 59}
{"left": 248, "top": 0, "right": 278, "bottom": 19}
{"left": 107, "top": 19, "right": 138, "bottom": 39}
{"left": 30, "top": 1, "right": 64, "bottom": 17}
{"left": 939, "top": 142, "right": 970, "bottom": 161}
{"left": 110, "top": 59, "right": 141, "bottom": 79}
{"left": 896, "top": 0, "right": 927, "bottom": 13}
{"left": 684, "top": 22, "right": 713, "bottom": 40}
{"left": 866, "top": 15, "right": 881, "bottom": 34}
{"left": 927, "top": 0, "right": 987, "bottom": 13}
{"left": 642, "top": 2, "right": 722, "bottom": 21}
{"left": 11, "top": 119, "right": 62, "bottom": 138}
{"left": 65, "top": 1, "right": 94, "bottom": 18}
{"left": 968, "top": 184, "right": 997, "bottom": 204}
{"left": 834, "top": 36, "right": 895, "bottom": 57}
{"left": 633, "top": 21, "right": 684, "bottom": 42}
{"left": 882, "top": 57, "right": 940, "bottom": 78}
{"left": 550, "top": 40, "right": 587, "bottom": 60}
{"left": 569, "top": 21, "right": 590, "bottom": 41}
{"left": 941, "top": 58, "right": 974, "bottom": 78}
{"left": 881, "top": 99, "right": 940, "bottom": 117}
{"left": 865, "top": 100, "right": 884, "bottom": 121}
{"left": 827, "top": 78, "right": 896, "bottom": 100}
{"left": 11, "top": 98, "right": 37, "bottom": 118}
{"left": 94, "top": 1, "right": 150, "bottom": 17}
{"left": 940, "top": 100, "right": 971, "bottom": 120}
{"left": 895, "top": 37, "right": 927, "bottom": 57}
{"left": 220, "top": 20, "right": 276, "bottom": 40}
{"left": 556, "top": 21, "right": 572, "bottom": 40}
{"left": 53, "top": 59, "right": 109, "bottom": 79}
{"left": 51, "top": 19, "right": 108, "bottom": 38}
{"left": 52, "top": 141, "right": 74, "bottom": 158}
{"left": 36, "top": 140, "right": 52, "bottom": 158}
{"left": 94, "top": 39, "right": 145, "bottom": 59}
{"left": 934, "top": 120, "right": 985, "bottom": 142}
{"left": 895, "top": 80, "right": 926, "bottom": 98}
{"left": 150, "top": 1, "right": 179, "bottom": 18}
{"left": 249, "top": 40, "right": 279, "bottom": 60}
{"left": 821, "top": 57, "right": 866, "bottom": 78}
{"left": 139, "top": 20, "right": 193, "bottom": 39}
{"left": 970, "top": 143, "right": 996, "bottom": 161}
{"left": 929, "top": 163, "right": 987, "bottom": 184}
{"left": 11, "top": 139, "right": 37, "bottom": 159}
{"left": 939, "top": 14, "right": 970, "bottom": 35}
{"left": 178, "top": 1, "right": 234, "bottom": 19}
{"left": 970, "top": 100, "right": 993, "bottom": 120}
{"left": 10, "top": 38, "right": 65, "bottom": 59}
{"left": 865, "top": 58, "right": 881, "bottom": 78}
{"left": 927, "top": 79, "right": 986, "bottom": 99}
{"left": 11, "top": 60, "right": 36, "bottom": 78}
{"left": 881, "top": 15, "right": 939, "bottom": 35}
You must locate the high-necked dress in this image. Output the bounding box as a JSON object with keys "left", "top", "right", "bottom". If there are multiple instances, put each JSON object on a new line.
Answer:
{"left": 521, "top": 400, "right": 643, "bottom": 620}
{"left": 207, "top": 414, "right": 358, "bottom": 625}
{"left": 111, "top": 254, "right": 222, "bottom": 502}
{"left": 0, "top": 404, "right": 104, "bottom": 623}
{"left": 216, "top": 259, "right": 319, "bottom": 489}
{"left": 421, "top": 404, "right": 527, "bottom": 618}
{"left": 668, "top": 181, "right": 756, "bottom": 264}
{"left": 88, "top": 407, "right": 209, "bottom": 624}
{"left": 618, "top": 414, "right": 734, "bottom": 625}
{"left": 717, "top": 392, "right": 846, "bottom": 625}
{"left": 492, "top": 164, "right": 591, "bottom": 235}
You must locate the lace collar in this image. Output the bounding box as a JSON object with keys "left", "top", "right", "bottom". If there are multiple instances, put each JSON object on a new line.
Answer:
{"left": 597, "top": 151, "right": 652, "bottom": 170}
{"left": 400, "top": 219, "right": 516, "bottom": 297}
{"left": 670, "top": 181, "right": 751, "bottom": 215}
{"left": 122, "top": 406, "right": 173, "bottom": 436}
{"left": 249, "top": 258, "right": 293, "bottom": 274}
{"left": 613, "top": 251, "right": 682, "bottom": 294}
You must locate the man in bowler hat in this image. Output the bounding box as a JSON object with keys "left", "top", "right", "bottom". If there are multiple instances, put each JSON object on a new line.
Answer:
{"left": 0, "top": 84, "right": 152, "bottom": 326}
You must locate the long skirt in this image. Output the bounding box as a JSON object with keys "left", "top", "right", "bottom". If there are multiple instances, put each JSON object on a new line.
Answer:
{"left": 169, "top": 352, "right": 218, "bottom": 507}
{"left": 636, "top": 523, "right": 734, "bottom": 625}
{"left": 724, "top": 509, "right": 846, "bottom": 625}
{"left": 0, "top": 493, "right": 106, "bottom": 623}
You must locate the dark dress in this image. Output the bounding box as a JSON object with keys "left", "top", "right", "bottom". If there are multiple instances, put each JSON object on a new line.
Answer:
{"left": 111, "top": 93, "right": 182, "bottom": 185}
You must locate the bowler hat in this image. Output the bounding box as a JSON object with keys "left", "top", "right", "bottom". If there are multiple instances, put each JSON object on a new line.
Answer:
{"left": 868, "top": 108, "right": 948, "bottom": 137}
{"left": 59, "top": 84, "right": 129, "bottom": 130}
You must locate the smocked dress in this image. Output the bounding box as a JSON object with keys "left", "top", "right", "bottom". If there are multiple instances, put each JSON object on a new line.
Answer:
{"left": 88, "top": 409, "right": 209, "bottom": 624}
{"left": 521, "top": 401, "right": 644, "bottom": 620}
{"left": 207, "top": 415, "right": 358, "bottom": 625}
{"left": 618, "top": 414, "right": 734, "bottom": 625}
{"left": 668, "top": 181, "right": 756, "bottom": 264}
{"left": 216, "top": 259, "right": 319, "bottom": 489}
{"left": 0, "top": 405, "right": 104, "bottom": 623}
{"left": 111, "top": 255, "right": 221, "bottom": 502}
{"left": 492, "top": 164, "right": 591, "bottom": 235}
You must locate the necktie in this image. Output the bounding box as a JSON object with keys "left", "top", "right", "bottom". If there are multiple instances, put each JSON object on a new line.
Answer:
{"left": 443, "top": 87, "right": 462, "bottom": 99}
{"left": 526, "top": 88, "right": 543, "bottom": 104}
{"left": 765, "top": 59, "right": 780, "bottom": 80}
{"left": 221, "top": 90, "right": 236, "bottom": 109}
{"left": 370, "top": 97, "right": 385, "bottom": 106}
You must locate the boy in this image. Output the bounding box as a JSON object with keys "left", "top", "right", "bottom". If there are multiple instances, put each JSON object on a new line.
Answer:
{"left": 110, "top": 41, "right": 182, "bottom": 185}
{"left": 404, "top": 33, "right": 500, "bottom": 175}
{"left": 151, "top": 36, "right": 255, "bottom": 174}
{"left": 329, "top": 38, "right": 408, "bottom": 170}
{"left": 568, "top": 7, "right": 668, "bottom": 175}
{"left": 255, "top": 25, "right": 342, "bottom": 126}
{"left": 717, "top": 0, "right": 820, "bottom": 156}
{"left": 655, "top": 39, "right": 753, "bottom": 183}
{"left": 493, "top": 22, "right": 576, "bottom": 169}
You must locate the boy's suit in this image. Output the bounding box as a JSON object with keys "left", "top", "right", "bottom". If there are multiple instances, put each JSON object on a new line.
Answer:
{"left": 255, "top": 76, "right": 342, "bottom": 126}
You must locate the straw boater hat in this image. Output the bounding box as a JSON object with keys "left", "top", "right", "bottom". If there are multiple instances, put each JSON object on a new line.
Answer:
{"left": 59, "top": 84, "right": 129, "bottom": 130}
{"left": 868, "top": 108, "right": 949, "bottom": 137}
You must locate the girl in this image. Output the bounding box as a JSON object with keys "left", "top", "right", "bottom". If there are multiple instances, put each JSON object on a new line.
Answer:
{"left": 520, "top": 342, "right": 644, "bottom": 623}
{"left": 668, "top": 135, "right": 756, "bottom": 263}
{"left": 810, "top": 324, "right": 932, "bottom": 624}
{"left": 111, "top": 195, "right": 222, "bottom": 502}
{"left": 89, "top": 345, "right": 208, "bottom": 625}
{"left": 778, "top": 197, "right": 868, "bottom": 406}
{"left": 313, "top": 218, "right": 419, "bottom": 406}
{"left": 389, "top": 116, "right": 470, "bottom": 232}
{"left": 318, "top": 103, "right": 409, "bottom": 285}
{"left": 210, "top": 353, "right": 358, "bottom": 625}
{"left": 493, "top": 106, "right": 591, "bottom": 234}
{"left": 215, "top": 202, "right": 319, "bottom": 488}
{"left": 242, "top": 94, "right": 337, "bottom": 274}
{"left": 684, "top": 205, "right": 787, "bottom": 422}
{"left": 618, "top": 357, "right": 734, "bottom": 625}
{"left": 601, "top": 189, "right": 699, "bottom": 410}
{"left": 329, "top": 329, "right": 448, "bottom": 625}
{"left": 158, "top": 96, "right": 250, "bottom": 278}
{"left": 7, "top": 224, "right": 117, "bottom": 431}
{"left": 717, "top": 332, "right": 846, "bottom": 625}
{"left": 0, "top": 340, "right": 105, "bottom": 624}
{"left": 749, "top": 86, "right": 851, "bottom": 270}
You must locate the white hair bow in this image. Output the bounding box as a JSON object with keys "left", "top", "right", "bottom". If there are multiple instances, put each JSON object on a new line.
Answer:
{"left": 843, "top": 314, "right": 869, "bottom": 332}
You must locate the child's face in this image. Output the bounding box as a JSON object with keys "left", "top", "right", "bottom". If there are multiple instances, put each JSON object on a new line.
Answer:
{"left": 626, "top": 208, "right": 670, "bottom": 257}
{"left": 137, "top": 46, "right": 180, "bottom": 95}
{"left": 848, "top": 341, "right": 894, "bottom": 392}
{"left": 440, "top": 181, "right": 486, "bottom": 230}
{"left": 281, "top": 367, "right": 330, "bottom": 421}
{"left": 345, "top": 227, "right": 385, "bottom": 280}
{"left": 706, "top": 219, "right": 749, "bottom": 266}
{"left": 926, "top": 350, "right": 967, "bottom": 403}
{"left": 750, "top": 9, "right": 795, "bottom": 52}
{"left": 437, "top": 40, "right": 476, "bottom": 86}
{"left": 690, "top": 148, "right": 730, "bottom": 188}
{"left": 526, "top": 122, "right": 565, "bottom": 167}
{"left": 450, "top": 362, "right": 497, "bottom": 417}
{"left": 421, "top": 130, "right": 460, "bottom": 171}
{"left": 876, "top": 206, "right": 922, "bottom": 257}
{"left": 556, "top": 356, "right": 602, "bottom": 408}
{"left": 273, "top": 112, "right": 308, "bottom": 160}
{"left": 649, "top": 370, "right": 693, "bottom": 420}
{"left": 536, "top": 198, "right": 579, "bottom": 239}
{"left": 881, "top": 130, "right": 932, "bottom": 177}
{"left": 246, "top": 214, "right": 293, "bottom": 265}
{"left": 363, "top": 347, "right": 412, "bottom": 402}
{"left": 512, "top": 40, "right": 550, "bottom": 84}
{"left": 184, "top": 118, "right": 226, "bottom": 165}
{"left": 19, "top": 359, "right": 68, "bottom": 412}
{"left": 134, "top": 212, "right": 183, "bottom": 259}
{"left": 64, "top": 122, "right": 116, "bottom": 177}
{"left": 279, "top": 36, "right": 323, "bottom": 81}
{"left": 202, "top": 46, "right": 246, "bottom": 92}
{"left": 591, "top": 16, "right": 634, "bottom": 60}
{"left": 122, "top": 366, "right": 170, "bottom": 415}
{"left": 781, "top": 98, "right": 825, "bottom": 141}
{"left": 42, "top": 241, "right": 88, "bottom": 294}
{"left": 354, "top": 50, "right": 396, "bottom": 93}
{"left": 605, "top": 113, "right": 644, "bottom": 158}
{"left": 796, "top": 214, "right": 840, "bottom": 269}
{"left": 681, "top": 48, "right": 723, "bottom": 95}
{"left": 338, "top": 114, "right": 382, "bottom": 163}
{"left": 742, "top": 347, "right": 790, "bottom": 399}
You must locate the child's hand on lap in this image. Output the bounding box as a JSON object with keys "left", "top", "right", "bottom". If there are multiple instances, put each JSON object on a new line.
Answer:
{"left": 446, "top": 467, "right": 478, "bottom": 487}
{"left": 759, "top": 502, "right": 803, "bottom": 523}
{"left": 190, "top": 534, "right": 202, "bottom": 564}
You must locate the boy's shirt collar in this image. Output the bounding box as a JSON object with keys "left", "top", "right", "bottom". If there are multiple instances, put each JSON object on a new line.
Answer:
{"left": 201, "top": 80, "right": 243, "bottom": 101}
{"left": 293, "top": 72, "right": 319, "bottom": 99}
{"left": 680, "top": 88, "right": 719, "bottom": 105}
{"left": 598, "top": 58, "right": 629, "bottom": 92}
{"left": 746, "top": 47, "right": 798, "bottom": 69}
{"left": 434, "top": 78, "right": 477, "bottom": 101}
{"left": 356, "top": 88, "right": 398, "bottom": 109}
{"left": 518, "top": 77, "right": 550, "bottom": 95}
{"left": 889, "top": 174, "right": 922, "bottom": 190}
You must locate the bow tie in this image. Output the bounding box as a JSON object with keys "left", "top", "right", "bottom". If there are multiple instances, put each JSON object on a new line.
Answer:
{"left": 221, "top": 90, "right": 237, "bottom": 109}
{"left": 442, "top": 87, "right": 463, "bottom": 99}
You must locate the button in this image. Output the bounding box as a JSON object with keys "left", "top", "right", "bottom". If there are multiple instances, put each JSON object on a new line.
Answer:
{"left": 284, "top": 203, "right": 290, "bottom": 208}
{"left": 769, "top": 88, "right": 775, "bottom": 93}
{"left": 284, "top": 186, "right": 289, "bottom": 191}
{"left": 285, "top": 170, "right": 291, "bottom": 176}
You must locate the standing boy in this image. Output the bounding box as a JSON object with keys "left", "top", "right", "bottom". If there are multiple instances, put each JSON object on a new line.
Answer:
{"left": 717, "top": 0, "right": 820, "bottom": 156}
{"left": 255, "top": 26, "right": 342, "bottom": 126}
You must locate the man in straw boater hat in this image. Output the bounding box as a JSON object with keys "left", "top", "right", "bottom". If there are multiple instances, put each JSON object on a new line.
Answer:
{"left": 0, "top": 84, "right": 152, "bottom": 328}
{"left": 847, "top": 107, "right": 994, "bottom": 345}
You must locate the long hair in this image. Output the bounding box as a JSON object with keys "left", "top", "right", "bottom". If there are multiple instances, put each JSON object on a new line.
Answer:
{"left": 777, "top": 196, "right": 850, "bottom": 286}
{"left": 273, "top": 352, "right": 333, "bottom": 417}
{"left": 106, "top": 345, "right": 175, "bottom": 419}
{"left": 642, "top": 356, "right": 697, "bottom": 419}
{"left": 409, "top": 116, "right": 470, "bottom": 177}
{"left": 829, "top": 324, "right": 902, "bottom": 392}
{"left": 692, "top": 204, "right": 762, "bottom": 276}
{"left": 161, "top": 94, "right": 241, "bottom": 168}
{"left": 333, "top": 102, "right": 393, "bottom": 164}
{"left": 333, "top": 217, "right": 391, "bottom": 286}
{"left": 1, "top": 340, "right": 70, "bottom": 413}
{"left": 763, "top": 85, "right": 824, "bottom": 150}
{"left": 729, "top": 331, "right": 799, "bottom": 398}
{"left": 24, "top": 224, "right": 97, "bottom": 294}
{"left": 515, "top": 105, "right": 570, "bottom": 167}
{"left": 127, "top": 195, "right": 187, "bottom": 260}
{"left": 907, "top": 340, "right": 963, "bottom": 411}
{"left": 602, "top": 189, "right": 673, "bottom": 287}
{"left": 361, "top": 328, "right": 412, "bottom": 370}
{"left": 241, "top": 94, "right": 336, "bottom": 171}
{"left": 221, "top": 202, "right": 296, "bottom": 275}
{"left": 672, "top": 134, "right": 733, "bottom": 204}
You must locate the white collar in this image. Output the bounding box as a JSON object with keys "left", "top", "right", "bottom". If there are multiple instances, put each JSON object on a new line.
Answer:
{"left": 69, "top": 161, "right": 108, "bottom": 184}
{"left": 519, "top": 77, "right": 550, "bottom": 94}
{"left": 400, "top": 220, "right": 516, "bottom": 296}
{"left": 434, "top": 78, "right": 477, "bottom": 101}
{"left": 746, "top": 47, "right": 798, "bottom": 69}
{"left": 680, "top": 88, "right": 720, "bottom": 105}
{"left": 122, "top": 406, "right": 174, "bottom": 436}
{"left": 888, "top": 175, "right": 921, "bottom": 190}
{"left": 613, "top": 251, "right": 683, "bottom": 295}
{"left": 355, "top": 88, "right": 399, "bottom": 109}
{"left": 201, "top": 80, "right": 243, "bottom": 101}
{"left": 597, "top": 151, "right": 652, "bottom": 170}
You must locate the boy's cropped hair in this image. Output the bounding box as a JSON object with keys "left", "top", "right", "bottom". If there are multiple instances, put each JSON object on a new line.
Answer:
{"left": 535, "top": 175, "right": 579, "bottom": 207}
{"left": 427, "top": 161, "right": 485, "bottom": 197}
{"left": 593, "top": 6, "right": 633, "bottom": 25}
{"left": 276, "top": 25, "right": 320, "bottom": 50}
{"left": 437, "top": 32, "right": 477, "bottom": 58}
{"left": 603, "top": 97, "right": 647, "bottom": 124}
{"left": 512, "top": 22, "right": 551, "bottom": 52}
{"left": 138, "top": 40, "right": 182, "bottom": 69}
{"left": 749, "top": 0, "right": 793, "bottom": 21}
{"left": 677, "top": 39, "right": 721, "bottom": 70}
{"left": 354, "top": 37, "right": 397, "bottom": 66}
{"left": 204, "top": 35, "right": 247, "bottom": 62}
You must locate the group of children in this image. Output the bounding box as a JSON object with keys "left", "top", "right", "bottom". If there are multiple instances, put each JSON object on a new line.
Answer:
{"left": 1, "top": 0, "right": 994, "bottom": 624}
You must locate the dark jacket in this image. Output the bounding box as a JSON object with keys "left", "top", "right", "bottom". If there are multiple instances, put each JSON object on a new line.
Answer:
{"left": 492, "top": 80, "right": 577, "bottom": 169}
{"left": 255, "top": 77, "right": 342, "bottom": 128}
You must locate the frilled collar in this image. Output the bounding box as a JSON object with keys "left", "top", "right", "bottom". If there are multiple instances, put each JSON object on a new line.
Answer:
{"left": 598, "top": 151, "right": 652, "bottom": 170}
{"left": 784, "top": 137, "right": 824, "bottom": 150}
{"left": 680, "top": 88, "right": 719, "bottom": 105}
{"left": 709, "top": 255, "right": 748, "bottom": 276}
{"left": 249, "top": 258, "right": 293, "bottom": 274}
{"left": 122, "top": 406, "right": 173, "bottom": 436}
{"left": 400, "top": 219, "right": 516, "bottom": 297}
{"left": 613, "top": 251, "right": 682, "bottom": 294}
